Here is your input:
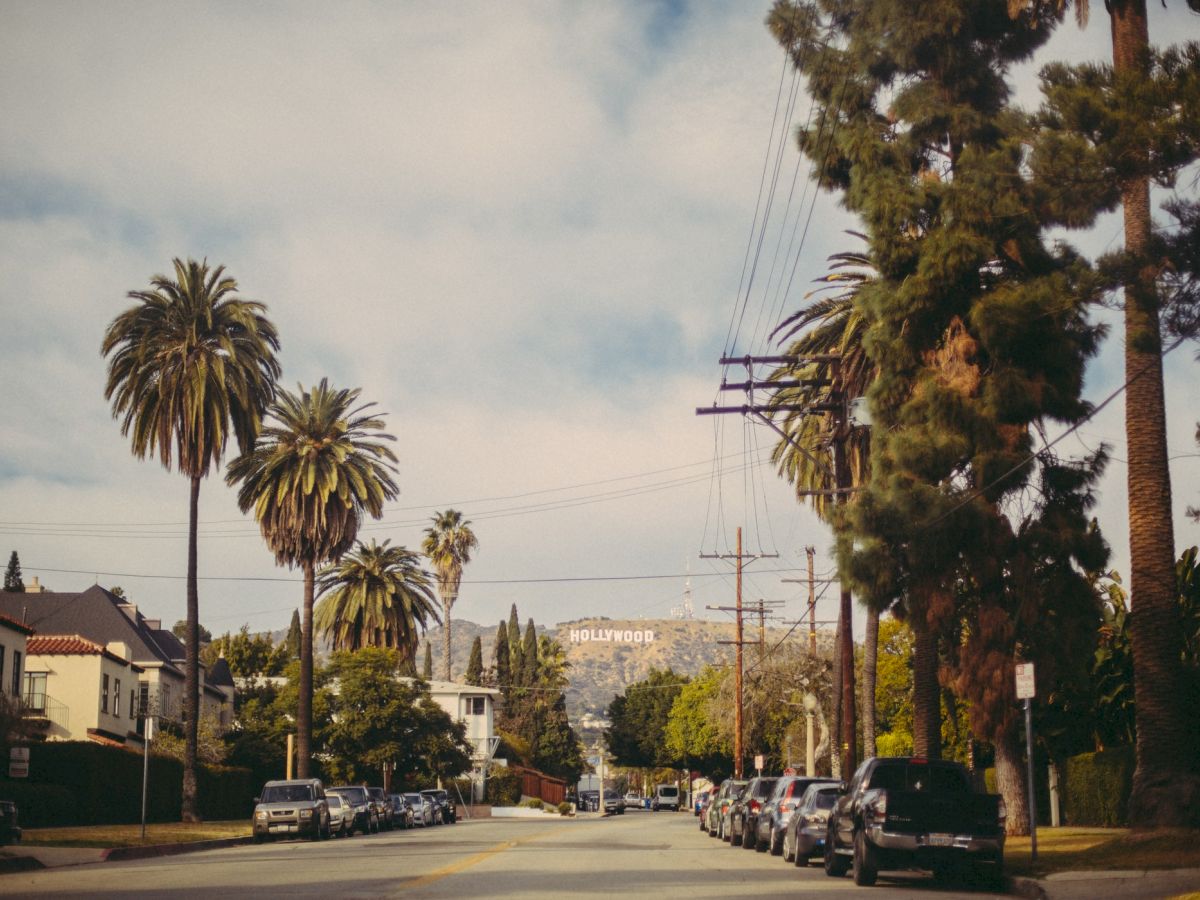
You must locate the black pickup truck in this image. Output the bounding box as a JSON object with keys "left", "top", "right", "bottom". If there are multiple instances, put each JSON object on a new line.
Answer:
{"left": 824, "top": 756, "right": 1005, "bottom": 888}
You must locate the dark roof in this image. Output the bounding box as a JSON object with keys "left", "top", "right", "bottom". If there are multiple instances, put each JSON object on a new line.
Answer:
{"left": 150, "top": 627, "right": 186, "bottom": 663}
{"left": 208, "top": 656, "right": 234, "bottom": 688}
{"left": 0, "top": 613, "right": 34, "bottom": 635}
{"left": 0, "top": 586, "right": 183, "bottom": 678}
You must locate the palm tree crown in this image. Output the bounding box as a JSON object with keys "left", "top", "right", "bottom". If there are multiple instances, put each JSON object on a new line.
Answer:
{"left": 421, "top": 509, "right": 479, "bottom": 681}
{"left": 315, "top": 539, "right": 440, "bottom": 658}
{"left": 227, "top": 379, "right": 398, "bottom": 567}
{"left": 102, "top": 257, "right": 281, "bottom": 476}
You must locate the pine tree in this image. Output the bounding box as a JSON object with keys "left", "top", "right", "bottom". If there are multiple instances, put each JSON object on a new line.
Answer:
{"left": 465, "top": 636, "right": 484, "bottom": 686}
{"left": 422, "top": 642, "right": 433, "bottom": 679}
{"left": 285, "top": 609, "right": 302, "bottom": 660}
{"left": 767, "top": 0, "right": 1109, "bottom": 834}
{"left": 507, "top": 604, "right": 523, "bottom": 675}
{"left": 4, "top": 552, "right": 24, "bottom": 593}
{"left": 492, "top": 621, "right": 511, "bottom": 689}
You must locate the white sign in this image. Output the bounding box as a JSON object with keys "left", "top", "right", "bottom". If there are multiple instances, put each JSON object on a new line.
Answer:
{"left": 569, "top": 628, "right": 655, "bottom": 645}
{"left": 1015, "top": 662, "right": 1036, "bottom": 700}
{"left": 9, "top": 746, "right": 29, "bottom": 779}
{"left": 754, "top": 754, "right": 764, "bottom": 771}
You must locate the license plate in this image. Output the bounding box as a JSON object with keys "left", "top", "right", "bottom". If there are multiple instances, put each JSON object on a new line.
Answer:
{"left": 928, "top": 833, "right": 954, "bottom": 847}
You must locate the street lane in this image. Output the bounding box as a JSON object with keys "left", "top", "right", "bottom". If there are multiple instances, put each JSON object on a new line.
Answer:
{"left": 1, "top": 810, "right": 1009, "bottom": 899}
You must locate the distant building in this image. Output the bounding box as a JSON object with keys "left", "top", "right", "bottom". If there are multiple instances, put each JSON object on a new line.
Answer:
{"left": 0, "top": 613, "right": 33, "bottom": 706}
{"left": 670, "top": 575, "right": 695, "bottom": 620}
{"left": 406, "top": 678, "right": 502, "bottom": 802}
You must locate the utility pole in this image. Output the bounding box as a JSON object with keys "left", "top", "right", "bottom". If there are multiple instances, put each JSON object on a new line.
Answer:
{"left": 703, "top": 526, "right": 778, "bottom": 778}
{"left": 807, "top": 547, "right": 816, "bottom": 654}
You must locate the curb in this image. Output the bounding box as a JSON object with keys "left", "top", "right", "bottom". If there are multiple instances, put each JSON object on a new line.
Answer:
{"left": 1007, "top": 875, "right": 1049, "bottom": 899}
{"left": 102, "top": 836, "right": 254, "bottom": 862}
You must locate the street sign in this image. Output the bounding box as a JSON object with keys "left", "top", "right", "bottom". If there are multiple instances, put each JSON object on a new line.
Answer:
{"left": 754, "top": 754, "right": 764, "bottom": 771}
{"left": 9, "top": 746, "right": 29, "bottom": 779}
{"left": 1015, "top": 662, "right": 1036, "bottom": 700}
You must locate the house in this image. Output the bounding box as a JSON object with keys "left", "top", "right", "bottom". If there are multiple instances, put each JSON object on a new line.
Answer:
{"left": 23, "top": 634, "right": 144, "bottom": 745}
{"left": 0, "top": 585, "right": 234, "bottom": 748}
{"left": 0, "top": 613, "right": 34, "bottom": 709}
{"left": 411, "top": 679, "right": 502, "bottom": 801}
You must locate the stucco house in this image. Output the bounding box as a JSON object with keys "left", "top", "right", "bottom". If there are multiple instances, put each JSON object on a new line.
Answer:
{"left": 0, "top": 613, "right": 34, "bottom": 708}
{"left": 413, "top": 679, "right": 502, "bottom": 801}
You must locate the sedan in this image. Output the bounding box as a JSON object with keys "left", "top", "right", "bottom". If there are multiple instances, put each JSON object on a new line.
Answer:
{"left": 325, "top": 794, "right": 355, "bottom": 837}
{"left": 783, "top": 783, "right": 840, "bottom": 866}
{"left": 754, "top": 775, "right": 838, "bottom": 856}
{"left": 388, "top": 794, "right": 414, "bottom": 829}
{"left": 404, "top": 792, "right": 436, "bottom": 827}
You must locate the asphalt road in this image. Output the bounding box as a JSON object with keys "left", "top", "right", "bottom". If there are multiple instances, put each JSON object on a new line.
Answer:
{"left": 0, "top": 810, "right": 1011, "bottom": 899}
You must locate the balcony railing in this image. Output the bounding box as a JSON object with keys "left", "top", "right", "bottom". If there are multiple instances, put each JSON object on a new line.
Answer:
{"left": 22, "top": 691, "right": 69, "bottom": 730}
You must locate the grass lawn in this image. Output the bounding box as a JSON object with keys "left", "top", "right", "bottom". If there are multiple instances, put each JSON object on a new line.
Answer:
{"left": 1005, "top": 827, "right": 1200, "bottom": 878}
{"left": 21, "top": 820, "right": 251, "bottom": 848}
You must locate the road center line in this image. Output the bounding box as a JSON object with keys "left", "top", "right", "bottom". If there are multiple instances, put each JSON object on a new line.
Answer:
{"left": 395, "top": 826, "right": 563, "bottom": 891}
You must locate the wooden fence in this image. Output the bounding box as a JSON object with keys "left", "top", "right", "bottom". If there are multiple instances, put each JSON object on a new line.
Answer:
{"left": 510, "top": 765, "right": 566, "bottom": 805}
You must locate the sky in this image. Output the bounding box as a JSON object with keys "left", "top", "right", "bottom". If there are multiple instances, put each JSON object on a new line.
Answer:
{"left": 1, "top": 2, "right": 1197, "bottom": 644}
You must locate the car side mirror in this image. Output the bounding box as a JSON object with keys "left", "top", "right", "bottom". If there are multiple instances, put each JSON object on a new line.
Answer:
{"left": 253, "top": 797, "right": 261, "bottom": 804}
{"left": 838, "top": 782, "right": 847, "bottom": 794}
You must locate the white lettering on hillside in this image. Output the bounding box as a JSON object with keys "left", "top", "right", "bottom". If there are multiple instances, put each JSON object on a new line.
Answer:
{"left": 568, "top": 628, "right": 656, "bottom": 645}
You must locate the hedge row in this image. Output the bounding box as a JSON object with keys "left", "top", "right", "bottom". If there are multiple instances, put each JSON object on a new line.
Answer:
{"left": 1063, "top": 746, "right": 1134, "bottom": 828}
{"left": 0, "top": 741, "right": 256, "bottom": 826}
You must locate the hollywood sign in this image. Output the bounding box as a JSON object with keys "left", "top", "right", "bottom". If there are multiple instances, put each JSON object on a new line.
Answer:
{"left": 569, "top": 628, "right": 656, "bottom": 645}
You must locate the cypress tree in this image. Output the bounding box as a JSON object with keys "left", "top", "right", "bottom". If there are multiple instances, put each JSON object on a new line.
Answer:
{"left": 507, "top": 604, "right": 523, "bottom": 676}
{"left": 521, "top": 618, "right": 538, "bottom": 687}
{"left": 285, "top": 609, "right": 302, "bottom": 660}
{"left": 768, "top": 0, "right": 1109, "bottom": 833}
{"left": 492, "top": 621, "right": 511, "bottom": 688}
{"left": 4, "top": 551, "right": 24, "bottom": 593}
{"left": 465, "top": 635, "right": 484, "bottom": 686}
{"left": 422, "top": 642, "right": 433, "bottom": 679}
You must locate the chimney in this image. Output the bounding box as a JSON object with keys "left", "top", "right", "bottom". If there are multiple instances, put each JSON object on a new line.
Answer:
{"left": 106, "top": 641, "right": 131, "bottom": 662}
{"left": 118, "top": 602, "right": 138, "bottom": 624}
{"left": 26, "top": 576, "right": 46, "bottom": 593}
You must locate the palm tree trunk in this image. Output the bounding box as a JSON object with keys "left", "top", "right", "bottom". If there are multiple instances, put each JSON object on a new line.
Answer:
{"left": 911, "top": 612, "right": 941, "bottom": 759}
{"left": 442, "top": 589, "right": 455, "bottom": 682}
{"left": 182, "top": 473, "right": 201, "bottom": 823}
{"left": 862, "top": 606, "right": 878, "bottom": 758}
{"left": 993, "top": 723, "right": 1029, "bottom": 836}
{"left": 1110, "top": 0, "right": 1200, "bottom": 828}
{"left": 830, "top": 617, "right": 842, "bottom": 778}
{"left": 298, "top": 560, "right": 315, "bottom": 779}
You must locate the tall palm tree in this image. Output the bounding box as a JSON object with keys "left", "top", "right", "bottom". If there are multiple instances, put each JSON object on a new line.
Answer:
{"left": 102, "top": 258, "right": 280, "bottom": 821}
{"left": 1011, "top": 0, "right": 1200, "bottom": 829}
{"left": 769, "top": 239, "right": 877, "bottom": 760}
{"left": 421, "top": 510, "right": 479, "bottom": 682}
{"left": 314, "top": 539, "right": 439, "bottom": 660}
{"left": 226, "top": 379, "right": 397, "bottom": 777}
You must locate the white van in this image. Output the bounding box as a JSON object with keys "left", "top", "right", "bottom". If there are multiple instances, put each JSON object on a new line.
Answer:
{"left": 651, "top": 784, "right": 680, "bottom": 811}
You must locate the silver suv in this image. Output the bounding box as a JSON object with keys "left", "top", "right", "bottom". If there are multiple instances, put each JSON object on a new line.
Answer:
{"left": 253, "top": 778, "right": 331, "bottom": 842}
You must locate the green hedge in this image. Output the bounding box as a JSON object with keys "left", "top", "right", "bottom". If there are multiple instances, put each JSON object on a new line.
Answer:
{"left": 0, "top": 741, "right": 254, "bottom": 826}
{"left": 485, "top": 768, "right": 521, "bottom": 806}
{"left": 1063, "top": 746, "right": 1134, "bottom": 827}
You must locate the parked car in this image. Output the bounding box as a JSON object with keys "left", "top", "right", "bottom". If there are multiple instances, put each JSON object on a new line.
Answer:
{"left": 824, "top": 756, "right": 1005, "bottom": 887}
{"left": 252, "top": 778, "right": 331, "bottom": 842}
{"left": 697, "top": 791, "right": 713, "bottom": 829}
{"left": 729, "top": 776, "right": 778, "bottom": 849}
{"left": 706, "top": 778, "right": 748, "bottom": 838}
{"left": 389, "top": 794, "right": 415, "bottom": 829}
{"left": 784, "top": 783, "right": 840, "bottom": 865}
{"left": 325, "top": 793, "right": 355, "bottom": 837}
{"left": 366, "top": 786, "right": 393, "bottom": 831}
{"left": 327, "top": 785, "right": 377, "bottom": 835}
{"left": 623, "top": 791, "right": 642, "bottom": 810}
{"left": 404, "top": 792, "right": 436, "bottom": 826}
{"left": 694, "top": 789, "right": 710, "bottom": 818}
{"left": 602, "top": 788, "right": 624, "bottom": 815}
{"left": 754, "top": 775, "right": 838, "bottom": 855}
{"left": 651, "top": 783, "right": 680, "bottom": 812}
{"left": 0, "top": 800, "right": 20, "bottom": 846}
{"left": 421, "top": 788, "right": 456, "bottom": 824}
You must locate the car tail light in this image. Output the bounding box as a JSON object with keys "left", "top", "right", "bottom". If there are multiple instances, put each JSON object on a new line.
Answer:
{"left": 749, "top": 800, "right": 761, "bottom": 813}
{"left": 780, "top": 802, "right": 794, "bottom": 813}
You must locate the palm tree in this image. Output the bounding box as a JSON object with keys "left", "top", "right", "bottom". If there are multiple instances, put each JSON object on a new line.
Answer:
{"left": 768, "top": 238, "right": 877, "bottom": 762}
{"left": 226, "top": 379, "right": 397, "bottom": 778}
{"left": 1010, "top": 0, "right": 1200, "bottom": 829}
{"left": 421, "top": 510, "right": 479, "bottom": 681}
{"left": 102, "top": 258, "right": 280, "bottom": 821}
{"left": 315, "top": 539, "right": 440, "bottom": 660}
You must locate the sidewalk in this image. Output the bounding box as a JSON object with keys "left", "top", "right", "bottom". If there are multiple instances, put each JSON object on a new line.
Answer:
{"left": 1011, "top": 868, "right": 1200, "bottom": 899}
{"left": 0, "top": 836, "right": 252, "bottom": 874}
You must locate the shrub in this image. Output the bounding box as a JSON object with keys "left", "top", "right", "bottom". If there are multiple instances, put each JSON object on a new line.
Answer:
{"left": 1064, "top": 746, "right": 1134, "bottom": 827}
{"left": 521, "top": 797, "right": 544, "bottom": 809}
{"left": 557, "top": 801, "right": 572, "bottom": 816}
{"left": 0, "top": 780, "right": 75, "bottom": 827}
{"left": 485, "top": 768, "right": 521, "bottom": 806}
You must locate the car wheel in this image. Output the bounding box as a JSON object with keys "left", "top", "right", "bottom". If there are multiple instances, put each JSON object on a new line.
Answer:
{"left": 746, "top": 822, "right": 761, "bottom": 851}
{"left": 252, "top": 834, "right": 264, "bottom": 845}
{"left": 852, "top": 829, "right": 878, "bottom": 887}
{"left": 783, "top": 829, "right": 794, "bottom": 862}
{"left": 770, "top": 824, "right": 782, "bottom": 856}
{"left": 730, "top": 820, "right": 740, "bottom": 846}
{"left": 824, "top": 831, "right": 850, "bottom": 878}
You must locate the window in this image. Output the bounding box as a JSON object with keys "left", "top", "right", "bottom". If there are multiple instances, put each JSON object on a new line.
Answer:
{"left": 130, "top": 688, "right": 136, "bottom": 720}
{"left": 101, "top": 673, "right": 109, "bottom": 713}
{"left": 0, "top": 645, "right": 5, "bottom": 694}
{"left": 23, "top": 672, "right": 46, "bottom": 713}
{"left": 10, "top": 650, "right": 19, "bottom": 696}
{"left": 467, "top": 697, "right": 485, "bottom": 715}
{"left": 114, "top": 678, "right": 121, "bottom": 717}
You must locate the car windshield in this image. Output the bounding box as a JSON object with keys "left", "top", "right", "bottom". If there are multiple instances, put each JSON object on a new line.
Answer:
{"left": 329, "top": 787, "right": 368, "bottom": 803}
{"left": 261, "top": 784, "right": 314, "bottom": 803}
{"left": 658, "top": 787, "right": 678, "bottom": 797}
{"left": 753, "top": 779, "right": 778, "bottom": 797}
{"left": 404, "top": 794, "right": 422, "bottom": 804}
{"left": 326, "top": 796, "right": 342, "bottom": 808}
{"left": 811, "top": 790, "right": 837, "bottom": 810}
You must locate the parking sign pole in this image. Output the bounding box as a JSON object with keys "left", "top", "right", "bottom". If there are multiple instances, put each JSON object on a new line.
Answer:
{"left": 1025, "top": 698, "right": 1037, "bottom": 862}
